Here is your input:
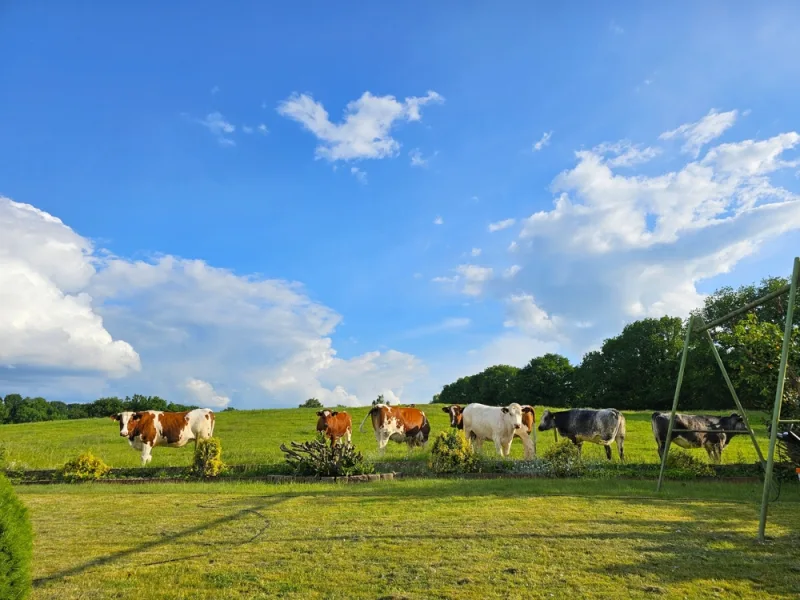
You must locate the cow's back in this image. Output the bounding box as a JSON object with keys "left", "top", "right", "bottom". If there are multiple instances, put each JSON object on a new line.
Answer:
{"left": 463, "top": 403, "right": 506, "bottom": 439}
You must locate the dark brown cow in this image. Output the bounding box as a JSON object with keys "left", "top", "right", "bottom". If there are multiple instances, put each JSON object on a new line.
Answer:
{"left": 359, "top": 403, "right": 430, "bottom": 452}
{"left": 316, "top": 409, "right": 352, "bottom": 444}
{"left": 443, "top": 404, "right": 536, "bottom": 455}
{"left": 111, "top": 408, "right": 215, "bottom": 465}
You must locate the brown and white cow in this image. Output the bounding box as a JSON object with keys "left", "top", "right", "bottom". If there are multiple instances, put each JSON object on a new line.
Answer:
{"left": 443, "top": 404, "right": 537, "bottom": 456}
{"left": 359, "top": 403, "right": 431, "bottom": 453}
{"left": 316, "top": 409, "right": 352, "bottom": 444}
{"left": 111, "top": 408, "right": 215, "bottom": 465}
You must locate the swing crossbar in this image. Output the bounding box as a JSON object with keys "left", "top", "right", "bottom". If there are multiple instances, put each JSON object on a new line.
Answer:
{"left": 695, "top": 284, "right": 791, "bottom": 333}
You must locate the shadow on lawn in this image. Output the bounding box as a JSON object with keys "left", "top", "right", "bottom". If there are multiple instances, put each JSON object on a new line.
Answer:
{"left": 32, "top": 496, "right": 288, "bottom": 588}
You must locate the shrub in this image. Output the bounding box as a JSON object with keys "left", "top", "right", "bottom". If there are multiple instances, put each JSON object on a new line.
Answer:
{"left": 60, "top": 451, "right": 110, "bottom": 482}
{"left": 542, "top": 439, "right": 585, "bottom": 477}
{"left": 0, "top": 472, "right": 33, "bottom": 599}
{"left": 665, "top": 449, "right": 714, "bottom": 477}
{"left": 428, "top": 430, "right": 480, "bottom": 474}
{"left": 280, "top": 433, "right": 373, "bottom": 477}
{"left": 299, "top": 398, "right": 323, "bottom": 409}
{"left": 192, "top": 437, "right": 226, "bottom": 478}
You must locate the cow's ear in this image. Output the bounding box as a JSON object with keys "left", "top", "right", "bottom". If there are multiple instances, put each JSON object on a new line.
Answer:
{"left": 442, "top": 406, "right": 450, "bottom": 413}
{"left": 332, "top": 411, "right": 338, "bottom": 416}
{"left": 316, "top": 411, "right": 323, "bottom": 416}
{"left": 731, "top": 412, "right": 739, "bottom": 419}
{"left": 110, "top": 413, "right": 120, "bottom": 421}
{"left": 502, "top": 407, "right": 509, "bottom": 414}
{"left": 131, "top": 412, "right": 142, "bottom": 421}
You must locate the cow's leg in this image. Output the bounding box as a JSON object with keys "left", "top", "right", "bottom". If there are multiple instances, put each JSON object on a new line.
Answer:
{"left": 570, "top": 438, "right": 583, "bottom": 456}
{"left": 140, "top": 444, "right": 153, "bottom": 466}
{"left": 517, "top": 429, "right": 534, "bottom": 460}
{"left": 344, "top": 429, "right": 352, "bottom": 445}
{"left": 500, "top": 437, "right": 513, "bottom": 457}
{"left": 604, "top": 444, "right": 612, "bottom": 460}
{"left": 616, "top": 434, "right": 625, "bottom": 462}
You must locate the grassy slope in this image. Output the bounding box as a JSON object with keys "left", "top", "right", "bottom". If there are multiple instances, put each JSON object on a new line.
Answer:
{"left": 19, "top": 479, "right": 800, "bottom": 600}
{"left": 0, "top": 406, "right": 771, "bottom": 470}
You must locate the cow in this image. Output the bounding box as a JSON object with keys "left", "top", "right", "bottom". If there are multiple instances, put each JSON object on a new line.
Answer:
{"left": 443, "top": 403, "right": 537, "bottom": 456}
{"left": 316, "top": 409, "right": 352, "bottom": 445}
{"left": 111, "top": 408, "right": 215, "bottom": 465}
{"left": 651, "top": 412, "right": 747, "bottom": 463}
{"left": 359, "top": 404, "right": 430, "bottom": 453}
{"left": 538, "top": 408, "right": 626, "bottom": 461}
{"left": 461, "top": 403, "right": 535, "bottom": 460}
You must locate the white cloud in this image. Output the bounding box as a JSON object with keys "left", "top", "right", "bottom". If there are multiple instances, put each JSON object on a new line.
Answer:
{"left": 194, "top": 112, "right": 236, "bottom": 146}
{"left": 508, "top": 241, "right": 519, "bottom": 252}
{"left": 503, "top": 265, "right": 522, "bottom": 279}
{"left": 351, "top": 166, "right": 367, "bottom": 184}
{"left": 470, "top": 248, "right": 482, "bottom": 257}
{"left": 503, "top": 294, "right": 559, "bottom": 337}
{"left": 0, "top": 196, "right": 426, "bottom": 408}
{"left": 477, "top": 112, "right": 800, "bottom": 354}
{"left": 455, "top": 264, "right": 494, "bottom": 296}
{"left": 533, "top": 131, "right": 552, "bottom": 152}
{"left": 258, "top": 124, "right": 268, "bottom": 135}
{"left": 0, "top": 197, "right": 141, "bottom": 378}
{"left": 185, "top": 378, "right": 230, "bottom": 408}
{"left": 659, "top": 108, "right": 739, "bottom": 157}
{"left": 409, "top": 148, "right": 427, "bottom": 167}
{"left": 242, "top": 126, "right": 254, "bottom": 134}
{"left": 277, "top": 90, "right": 444, "bottom": 162}
{"left": 593, "top": 140, "right": 661, "bottom": 168}
{"left": 434, "top": 216, "right": 444, "bottom": 225}
{"left": 488, "top": 218, "right": 516, "bottom": 232}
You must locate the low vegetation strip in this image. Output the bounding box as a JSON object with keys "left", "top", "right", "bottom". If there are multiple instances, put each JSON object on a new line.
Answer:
{"left": 18, "top": 479, "right": 800, "bottom": 600}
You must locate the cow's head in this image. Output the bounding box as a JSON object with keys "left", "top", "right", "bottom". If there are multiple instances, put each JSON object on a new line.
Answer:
{"left": 442, "top": 405, "right": 464, "bottom": 428}
{"left": 500, "top": 403, "right": 524, "bottom": 430}
{"left": 723, "top": 412, "right": 747, "bottom": 432}
{"left": 538, "top": 409, "right": 556, "bottom": 432}
{"left": 111, "top": 411, "right": 140, "bottom": 437}
{"left": 520, "top": 405, "right": 535, "bottom": 433}
{"left": 316, "top": 409, "right": 338, "bottom": 431}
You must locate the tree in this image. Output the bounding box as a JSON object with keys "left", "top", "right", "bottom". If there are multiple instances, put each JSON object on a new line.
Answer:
{"left": 477, "top": 365, "right": 521, "bottom": 406}
{"left": 299, "top": 398, "right": 323, "bottom": 409}
{"left": 87, "top": 397, "right": 125, "bottom": 418}
{"left": 518, "top": 354, "right": 575, "bottom": 407}
{"left": 372, "top": 394, "right": 389, "bottom": 406}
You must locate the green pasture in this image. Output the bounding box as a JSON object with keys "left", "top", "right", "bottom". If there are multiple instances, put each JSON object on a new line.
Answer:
{"left": 0, "top": 406, "right": 771, "bottom": 470}
{"left": 19, "top": 478, "right": 800, "bottom": 599}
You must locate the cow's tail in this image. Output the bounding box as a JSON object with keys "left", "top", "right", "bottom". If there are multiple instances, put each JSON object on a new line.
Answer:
{"left": 359, "top": 406, "right": 378, "bottom": 433}
{"left": 614, "top": 410, "right": 626, "bottom": 440}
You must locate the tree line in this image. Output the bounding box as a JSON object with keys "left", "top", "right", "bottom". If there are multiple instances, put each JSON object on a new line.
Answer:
{"left": 433, "top": 275, "right": 800, "bottom": 415}
{"left": 0, "top": 394, "right": 200, "bottom": 425}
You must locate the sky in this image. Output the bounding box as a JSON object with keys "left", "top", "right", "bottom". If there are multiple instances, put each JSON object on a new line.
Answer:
{"left": 2, "top": 2, "right": 800, "bottom": 409}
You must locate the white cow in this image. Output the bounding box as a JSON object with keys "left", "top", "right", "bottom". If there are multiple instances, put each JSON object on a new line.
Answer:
{"left": 462, "top": 402, "right": 534, "bottom": 459}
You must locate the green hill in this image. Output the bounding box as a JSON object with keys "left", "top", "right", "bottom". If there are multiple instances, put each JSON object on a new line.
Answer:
{"left": 0, "top": 405, "right": 769, "bottom": 470}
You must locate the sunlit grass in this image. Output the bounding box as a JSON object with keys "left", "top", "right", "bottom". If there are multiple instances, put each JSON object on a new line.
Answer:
{"left": 19, "top": 478, "right": 800, "bottom": 599}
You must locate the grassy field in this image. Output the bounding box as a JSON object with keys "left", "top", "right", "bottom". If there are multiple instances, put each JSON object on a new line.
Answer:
{"left": 18, "top": 478, "right": 800, "bottom": 599}
{"left": 0, "top": 406, "right": 772, "bottom": 470}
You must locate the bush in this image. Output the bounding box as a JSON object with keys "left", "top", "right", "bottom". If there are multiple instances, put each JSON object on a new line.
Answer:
{"left": 665, "top": 450, "right": 714, "bottom": 477}
{"left": 299, "top": 398, "right": 323, "bottom": 409}
{"left": 60, "top": 451, "right": 110, "bottom": 482}
{"left": 280, "top": 433, "right": 373, "bottom": 477}
{"left": 428, "top": 430, "right": 480, "bottom": 474}
{"left": 192, "top": 437, "right": 226, "bottom": 478}
{"left": 0, "top": 472, "right": 33, "bottom": 599}
{"left": 542, "top": 439, "right": 585, "bottom": 477}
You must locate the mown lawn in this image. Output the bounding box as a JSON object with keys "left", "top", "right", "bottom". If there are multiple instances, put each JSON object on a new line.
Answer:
{"left": 0, "top": 406, "right": 771, "bottom": 470}
{"left": 18, "top": 478, "right": 800, "bottom": 599}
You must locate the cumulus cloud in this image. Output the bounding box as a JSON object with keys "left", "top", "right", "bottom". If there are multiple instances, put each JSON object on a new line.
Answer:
{"left": 0, "top": 197, "right": 426, "bottom": 408}
{"left": 0, "top": 197, "right": 141, "bottom": 378}
{"left": 659, "top": 108, "right": 739, "bottom": 158}
{"left": 488, "top": 218, "right": 516, "bottom": 232}
{"left": 185, "top": 378, "right": 230, "bottom": 408}
{"left": 409, "top": 148, "right": 427, "bottom": 167}
{"left": 470, "top": 248, "right": 482, "bottom": 257}
{"left": 434, "top": 216, "right": 444, "bottom": 225}
{"left": 277, "top": 90, "right": 444, "bottom": 162}
{"left": 351, "top": 166, "right": 367, "bottom": 184}
{"left": 452, "top": 110, "right": 800, "bottom": 355}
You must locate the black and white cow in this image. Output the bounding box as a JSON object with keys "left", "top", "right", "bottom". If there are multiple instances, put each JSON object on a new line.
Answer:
{"left": 538, "top": 408, "right": 626, "bottom": 461}
{"left": 651, "top": 412, "right": 747, "bottom": 463}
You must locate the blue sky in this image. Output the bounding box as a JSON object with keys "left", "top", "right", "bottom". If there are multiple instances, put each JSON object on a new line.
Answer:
{"left": 2, "top": 2, "right": 800, "bottom": 408}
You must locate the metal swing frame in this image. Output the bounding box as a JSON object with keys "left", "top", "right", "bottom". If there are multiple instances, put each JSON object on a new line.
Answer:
{"left": 655, "top": 256, "right": 799, "bottom": 541}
